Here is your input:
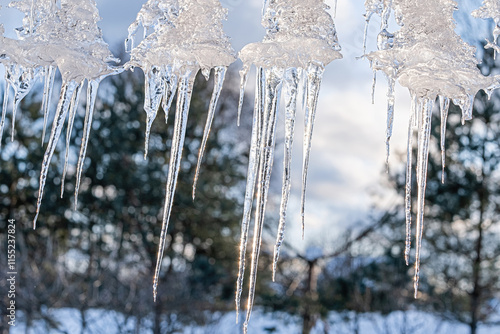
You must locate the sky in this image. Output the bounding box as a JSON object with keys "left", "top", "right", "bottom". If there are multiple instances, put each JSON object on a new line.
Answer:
{"left": 0, "top": 0, "right": 493, "bottom": 252}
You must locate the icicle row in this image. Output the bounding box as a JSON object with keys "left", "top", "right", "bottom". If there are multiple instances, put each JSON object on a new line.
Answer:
{"left": 193, "top": 66, "right": 227, "bottom": 199}
{"left": 153, "top": 68, "right": 198, "bottom": 302}
{"left": 243, "top": 67, "right": 283, "bottom": 334}
{"left": 34, "top": 81, "right": 79, "bottom": 228}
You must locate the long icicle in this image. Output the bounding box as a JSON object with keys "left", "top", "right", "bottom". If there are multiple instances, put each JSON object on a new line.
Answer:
{"left": 153, "top": 69, "right": 197, "bottom": 302}
{"left": 404, "top": 114, "right": 414, "bottom": 266}
{"left": 193, "top": 66, "right": 227, "bottom": 199}
{"left": 244, "top": 67, "right": 282, "bottom": 334}
{"left": 74, "top": 80, "right": 100, "bottom": 208}
{"left": 300, "top": 62, "right": 324, "bottom": 239}
{"left": 34, "top": 81, "right": 78, "bottom": 228}
{"left": 41, "top": 65, "right": 56, "bottom": 145}
{"left": 414, "top": 98, "right": 434, "bottom": 298}
{"left": 236, "top": 67, "right": 264, "bottom": 322}
{"left": 0, "top": 80, "right": 10, "bottom": 149}
{"left": 439, "top": 96, "right": 450, "bottom": 184}
{"left": 273, "top": 67, "right": 298, "bottom": 281}
{"left": 61, "top": 82, "right": 83, "bottom": 198}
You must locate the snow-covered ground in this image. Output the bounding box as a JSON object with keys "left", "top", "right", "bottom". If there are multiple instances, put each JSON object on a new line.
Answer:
{"left": 10, "top": 308, "right": 500, "bottom": 333}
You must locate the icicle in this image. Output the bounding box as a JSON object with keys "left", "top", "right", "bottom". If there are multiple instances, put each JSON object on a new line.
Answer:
{"left": 61, "top": 82, "right": 83, "bottom": 198}
{"left": 273, "top": 67, "right": 298, "bottom": 281}
{"left": 333, "top": 0, "right": 338, "bottom": 18}
{"left": 153, "top": 69, "right": 197, "bottom": 302}
{"left": 41, "top": 66, "right": 56, "bottom": 145}
{"left": 414, "top": 98, "right": 434, "bottom": 298}
{"left": 34, "top": 81, "right": 79, "bottom": 228}
{"left": 243, "top": 67, "right": 283, "bottom": 334}
{"left": 371, "top": 70, "right": 377, "bottom": 104}
{"left": 300, "top": 62, "right": 324, "bottom": 239}
{"left": 454, "top": 94, "right": 474, "bottom": 125}
{"left": 404, "top": 114, "right": 414, "bottom": 266}
{"left": 161, "top": 69, "right": 178, "bottom": 123}
{"left": 143, "top": 66, "right": 166, "bottom": 159}
{"left": 363, "top": 12, "right": 373, "bottom": 56}
{"left": 385, "top": 75, "right": 396, "bottom": 169}
{"left": 0, "top": 81, "right": 10, "bottom": 149}
{"left": 193, "top": 66, "right": 227, "bottom": 200}
{"left": 236, "top": 68, "right": 265, "bottom": 322}
{"left": 237, "top": 66, "right": 249, "bottom": 127}
{"left": 9, "top": 66, "right": 37, "bottom": 142}
{"left": 439, "top": 96, "right": 450, "bottom": 184}
{"left": 74, "top": 80, "right": 100, "bottom": 209}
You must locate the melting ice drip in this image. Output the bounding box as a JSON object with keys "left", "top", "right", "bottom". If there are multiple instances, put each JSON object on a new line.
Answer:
{"left": 124, "top": 0, "right": 235, "bottom": 302}
{"left": 0, "top": 0, "right": 120, "bottom": 228}
{"left": 363, "top": 0, "right": 500, "bottom": 297}
{"left": 473, "top": 0, "right": 500, "bottom": 57}
{"left": 236, "top": 0, "right": 341, "bottom": 331}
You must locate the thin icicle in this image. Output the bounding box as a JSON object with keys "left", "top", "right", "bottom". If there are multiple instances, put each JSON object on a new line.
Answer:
{"left": 41, "top": 66, "right": 56, "bottom": 145}
{"left": 143, "top": 66, "right": 166, "bottom": 159}
{"left": 0, "top": 81, "right": 10, "bottom": 149}
{"left": 34, "top": 81, "right": 78, "bottom": 228}
{"left": 61, "top": 82, "right": 83, "bottom": 198}
{"left": 74, "top": 80, "right": 100, "bottom": 209}
{"left": 385, "top": 75, "right": 396, "bottom": 169}
{"left": 244, "top": 67, "right": 282, "bottom": 334}
{"left": 193, "top": 66, "right": 227, "bottom": 200}
{"left": 236, "top": 68, "right": 264, "bottom": 322}
{"left": 439, "top": 96, "right": 450, "bottom": 184}
{"left": 404, "top": 114, "right": 414, "bottom": 266}
{"left": 161, "top": 69, "right": 178, "bottom": 123}
{"left": 237, "top": 66, "right": 249, "bottom": 127}
{"left": 414, "top": 98, "right": 434, "bottom": 298}
{"left": 300, "top": 62, "right": 324, "bottom": 239}
{"left": 153, "top": 69, "right": 197, "bottom": 302}
{"left": 333, "top": 0, "right": 338, "bottom": 18}
{"left": 363, "top": 12, "right": 373, "bottom": 56}
{"left": 273, "top": 67, "right": 298, "bottom": 281}
{"left": 371, "top": 70, "right": 377, "bottom": 104}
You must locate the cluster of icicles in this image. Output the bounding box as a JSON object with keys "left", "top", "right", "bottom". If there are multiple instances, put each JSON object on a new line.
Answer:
{"left": 1, "top": 0, "right": 500, "bottom": 331}
{"left": 363, "top": 0, "right": 500, "bottom": 297}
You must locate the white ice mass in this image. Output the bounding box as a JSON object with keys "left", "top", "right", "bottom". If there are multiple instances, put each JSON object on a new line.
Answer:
{"left": 363, "top": 0, "right": 500, "bottom": 297}
{"left": 0, "top": 0, "right": 120, "bottom": 228}
{"left": 236, "top": 0, "right": 341, "bottom": 331}
{"left": 124, "top": 0, "right": 236, "bottom": 302}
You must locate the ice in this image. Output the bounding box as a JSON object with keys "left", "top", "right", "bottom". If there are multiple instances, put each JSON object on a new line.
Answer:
{"left": 124, "top": 0, "right": 235, "bottom": 302}
{"left": 363, "top": 0, "right": 500, "bottom": 296}
{"left": 193, "top": 66, "right": 227, "bottom": 200}
{"left": 472, "top": 0, "right": 500, "bottom": 57}
{"left": 237, "top": 0, "right": 341, "bottom": 330}
{"left": 0, "top": 1, "right": 121, "bottom": 226}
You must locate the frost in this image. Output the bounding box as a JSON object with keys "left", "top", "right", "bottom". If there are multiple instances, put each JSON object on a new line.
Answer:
{"left": 124, "top": 0, "right": 236, "bottom": 302}
{"left": 363, "top": 0, "right": 500, "bottom": 297}
{"left": 236, "top": 1, "right": 341, "bottom": 331}
{"left": 472, "top": 0, "right": 500, "bottom": 57}
{"left": 0, "top": 0, "right": 120, "bottom": 228}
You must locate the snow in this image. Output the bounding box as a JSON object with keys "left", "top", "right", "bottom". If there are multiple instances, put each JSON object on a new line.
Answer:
{"left": 10, "top": 308, "right": 500, "bottom": 334}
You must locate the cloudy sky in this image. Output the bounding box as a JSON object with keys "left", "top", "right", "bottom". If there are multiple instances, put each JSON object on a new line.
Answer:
{"left": 0, "top": 0, "right": 492, "bottom": 250}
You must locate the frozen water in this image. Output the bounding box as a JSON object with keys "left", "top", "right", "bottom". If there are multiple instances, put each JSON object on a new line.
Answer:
{"left": 124, "top": 0, "right": 235, "bottom": 302}
{"left": 363, "top": 0, "right": 500, "bottom": 296}
{"left": 0, "top": 1, "right": 120, "bottom": 227}
{"left": 236, "top": 1, "right": 341, "bottom": 331}
{"left": 473, "top": 0, "right": 500, "bottom": 57}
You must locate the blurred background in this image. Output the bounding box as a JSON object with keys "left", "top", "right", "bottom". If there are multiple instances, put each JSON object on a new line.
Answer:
{"left": 1, "top": 0, "right": 500, "bottom": 333}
